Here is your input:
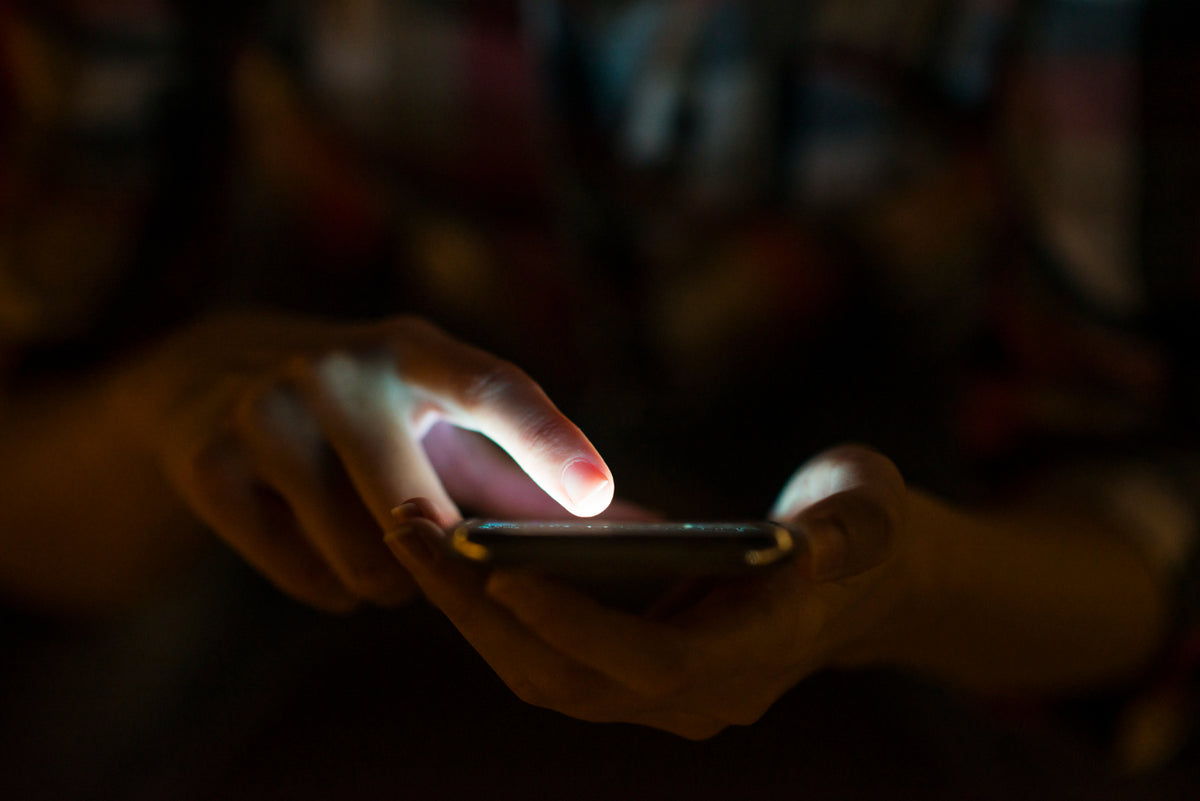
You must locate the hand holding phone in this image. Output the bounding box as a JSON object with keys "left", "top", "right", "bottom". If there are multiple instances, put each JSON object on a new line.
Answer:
{"left": 386, "top": 446, "right": 904, "bottom": 740}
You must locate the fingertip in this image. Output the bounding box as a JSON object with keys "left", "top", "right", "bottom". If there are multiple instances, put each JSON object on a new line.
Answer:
{"left": 572, "top": 479, "right": 614, "bottom": 517}
{"left": 390, "top": 502, "right": 421, "bottom": 524}
{"left": 562, "top": 459, "right": 614, "bottom": 517}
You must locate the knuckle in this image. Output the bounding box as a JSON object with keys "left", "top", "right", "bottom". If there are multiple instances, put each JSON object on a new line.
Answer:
{"left": 369, "top": 316, "right": 439, "bottom": 361}
{"left": 277, "top": 349, "right": 368, "bottom": 400}
{"left": 232, "top": 385, "right": 324, "bottom": 474}
{"left": 306, "top": 348, "right": 363, "bottom": 389}
{"left": 354, "top": 313, "right": 438, "bottom": 353}
{"left": 236, "top": 380, "right": 300, "bottom": 434}
{"left": 269, "top": 348, "right": 399, "bottom": 423}
{"left": 459, "top": 361, "right": 533, "bottom": 411}
{"left": 513, "top": 411, "right": 568, "bottom": 458}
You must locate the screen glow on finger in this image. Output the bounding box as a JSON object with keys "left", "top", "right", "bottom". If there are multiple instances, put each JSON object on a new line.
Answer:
{"left": 562, "top": 459, "right": 614, "bottom": 517}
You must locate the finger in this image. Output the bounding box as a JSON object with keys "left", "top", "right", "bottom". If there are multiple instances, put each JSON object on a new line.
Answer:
{"left": 236, "top": 381, "right": 418, "bottom": 605}
{"left": 425, "top": 422, "right": 661, "bottom": 522}
{"left": 232, "top": 486, "right": 365, "bottom": 612}
{"left": 390, "top": 508, "right": 731, "bottom": 735}
{"left": 179, "top": 436, "right": 358, "bottom": 612}
{"left": 772, "top": 444, "right": 905, "bottom": 580}
{"left": 422, "top": 422, "right": 569, "bottom": 519}
{"left": 394, "top": 321, "right": 614, "bottom": 517}
{"left": 486, "top": 576, "right": 775, "bottom": 731}
{"left": 484, "top": 570, "right": 686, "bottom": 697}
{"left": 288, "top": 354, "right": 460, "bottom": 526}
{"left": 383, "top": 513, "right": 642, "bottom": 719}
{"left": 771, "top": 443, "right": 905, "bottom": 521}
{"left": 666, "top": 562, "right": 826, "bottom": 671}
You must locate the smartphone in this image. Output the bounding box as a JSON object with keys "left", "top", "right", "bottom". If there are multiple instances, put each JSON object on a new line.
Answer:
{"left": 449, "top": 519, "right": 796, "bottom": 573}
{"left": 447, "top": 519, "right": 798, "bottom": 610}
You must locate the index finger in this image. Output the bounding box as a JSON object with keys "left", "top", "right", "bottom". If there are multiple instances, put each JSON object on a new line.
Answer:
{"left": 394, "top": 320, "right": 615, "bottom": 517}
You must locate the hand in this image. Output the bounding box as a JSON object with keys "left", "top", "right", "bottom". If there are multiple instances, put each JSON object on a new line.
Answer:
{"left": 385, "top": 445, "right": 910, "bottom": 739}
{"left": 134, "top": 312, "right": 614, "bottom": 611}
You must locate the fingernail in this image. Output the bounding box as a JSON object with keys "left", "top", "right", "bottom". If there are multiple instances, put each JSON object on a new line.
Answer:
{"left": 390, "top": 502, "right": 421, "bottom": 523}
{"left": 562, "top": 460, "right": 612, "bottom": 514}
{"left": 384, "top": 524, "right": 437, "bottom": 566}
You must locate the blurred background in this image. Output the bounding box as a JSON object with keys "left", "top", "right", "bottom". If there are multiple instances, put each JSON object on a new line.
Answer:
{"left": 3, "top": 0, "right": 1199, "bottom": 798}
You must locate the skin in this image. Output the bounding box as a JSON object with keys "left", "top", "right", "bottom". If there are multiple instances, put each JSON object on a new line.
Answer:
{"left": 386, "top": 447, "right": 1170, "bottom": 740}
{"left": 0, "top": 312, "right": 1171, "bottom": 742}
{"left": 0, "top": 311, "right": 613, "bottom": 614}
{"left": 382, "top": 450, "right": 909, "bottom": 740}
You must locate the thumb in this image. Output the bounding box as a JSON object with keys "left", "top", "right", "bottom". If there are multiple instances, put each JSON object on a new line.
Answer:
{"left": 794, "top": 490, "right": 897, "bottom": 581}
{"left": 772, "top": 444, "right": 905, "bottom": 582}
